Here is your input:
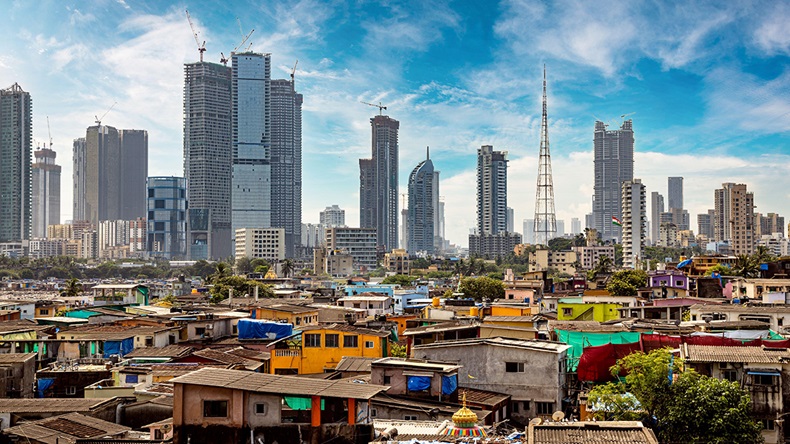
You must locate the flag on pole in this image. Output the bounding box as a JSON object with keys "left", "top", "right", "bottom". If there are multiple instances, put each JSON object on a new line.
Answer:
{"left": 612, "top": 216, "right": 622, "bottom": 227}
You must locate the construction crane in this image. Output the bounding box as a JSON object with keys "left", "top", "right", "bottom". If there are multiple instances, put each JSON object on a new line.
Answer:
{"left": 46, "top": 116, "right": 53, "bottom": 150}
{"left": 220, "top": 52, "right": 228, "bottom": 66}
{"left": 361, "top": 101, "right": 387, "bottom": 115}
{"left": 620, "top": 112, "right": 636, "bottom": 120}
{"left": 95, "top": 102, "right": 117, "bottom": 126}
{"left": 232, "top": 18, "right": 254, "bottom": 54}
{"left": 290, "top": 59, "right": 298, "bottom": 85}
{"left": 186, "top": 10, "right": 206, "bottom": 62}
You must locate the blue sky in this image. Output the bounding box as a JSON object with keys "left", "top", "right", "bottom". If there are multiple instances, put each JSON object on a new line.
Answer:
{"left": 2, "top": 0, "right": 789, "bottom": 247}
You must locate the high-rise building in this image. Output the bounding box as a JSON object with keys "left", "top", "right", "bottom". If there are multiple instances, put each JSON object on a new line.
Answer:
{"left": 320, "top": 205, "right": 345, "bottom": 227}
{"left": 270, "top": 78, "right": 302, "bottom": 257}
{"left": 507, "top": 207, "right": 515, "bottom": 233}
{"left": 437, "top": 198, "right": 446, "bottom": 252}
{"left": 523, "top": 219, "right": 535, "bottom": 244}
{"left": 98, "top": 219, "right": 130, "bottom": 256}
{"left": 650, "top": 192, "right": 664, "bottom": 245}
{"left": 432, "top": 171, "right": 442, "bottom": 252}
{"left": 407, "top": 147, "right": 435, "bottom": 255}
{"left": 72, "top": 137, "right": 86, "bottom": 221}
{"left": 476, "top": 145, "right": 508, "bottom": 235}
{"left": 0, "top": 83, "right": 32, "bottom": 243}
{"left": 534, "top": 66, "right": 557, "bottom": 246}
{"left": 32, "top": 147, "right": 60, "bottom": 238}
{"left": 621, "top": 178, "right": 646, "bottom": 269}
{"left": 714, "top": 183, "right": 755, "bottom": 255}
{"left": 183, "top": 61, "right": 233, "bottom": 260}
{"left": 755, "top": 212, "right": 785, "bottom": 237}
{"left": 359, "top": 115, "right": 399, "bottom": 251}
{"left": 592, "top": 120, "right": 634, "bottom": 243}
{"left": 325, "top": 227, "right": 378, "bottom": 271}
{"left": 697, "top": 210, "right": 715, "bottom": 240}
{"left": 147, "top": 176, "right": 187, "bottom": 259}
{"left": 667, "top": 177, "right": 683, "bottom": 210}
{"left": 231, "top": 52, "right": 271, "bottom": 236}
{"left": 571, "top": 218, "right": 581, "bottom": 235}
{"left": 78, "top": 125, "right": 147, "bottom": 226}
{"left": 555, "top": 220, "right": 565, "bottom": 238}
{"left": 118, "top": 129, "right": 148, "bottom": 220}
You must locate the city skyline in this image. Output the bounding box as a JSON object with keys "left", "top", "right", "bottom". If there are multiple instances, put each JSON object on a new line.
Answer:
{"left": 2, "top": 1, "right": 790, "bottom": 248}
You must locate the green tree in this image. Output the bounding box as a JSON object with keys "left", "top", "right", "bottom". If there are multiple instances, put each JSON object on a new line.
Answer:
{"left": 733, "top": 254, "right": 759, "bottom": 278}
{"left": 210, "top": 275, "right": 273, "bottom": 303}
{"left": 63, "top": 278, "right": 83, "bottom": 297}
{"left": 236, "top": 257, "right": 253, "bottom": 274}
{"left": 606, "top": 269, "right": 648, "bottom": 296}
{"left": 390, "top": 342, "right": 407, "bottom": 358}
{"left": 411, "top": 258, "right": 431, "bottom": 269}
{"left": 381, "top": 274, "right": 414, "bottom": 286}
{"left": 548, "top": 237, "right": 573, "bottom": 251}
{"left": 254, "top": 264, "right": 270, "bottom": 274}
{"left": 209, "top": 262, "right": 231, "bottom": 284}
{"left": 754, "top": 245, "right": 776, "bottom": 265}
{"left": 281, "top": 259, "right": 295, "bottom": 278}
{"left": 457, "top": 276, "right": 504, "bottom": 301}
{"left": 588, "top": 349, "right": 763, "bottom": 444}
{"left": 704, "top": 263, "right": 732, "bottom": 277}
{"left": 614, "top": 243, "right": 624, "bottom": 266}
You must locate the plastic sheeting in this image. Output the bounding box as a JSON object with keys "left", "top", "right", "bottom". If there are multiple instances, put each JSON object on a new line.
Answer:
{"left": 641, "top": 333, "right": 790, "bottom": 353}
{"left": 577, "top": 342, "right": 642, "bottom": 382}
{"left": 238, "top": 319, "right": 294, "bottom": 340}
{"left": 36, "top": 378, "right": 55, "bottom": 398}
{"left": 554, "top": 329, "right": 642, "bottom": 371}
{"left": 442, "top": 375, "right": 457, "bottom": 395}
{"left": 407, "top": 375, "right": 431, "bottom": 392}
{"left": 103, "top": 337, "right": 134, "bottom": 358}
{"left": 284, "top": 396, "right": 324, "bottom": 410}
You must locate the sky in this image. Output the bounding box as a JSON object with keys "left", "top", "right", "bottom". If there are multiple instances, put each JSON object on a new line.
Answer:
{"left": 2, "top": 0, "right": 790, "bottom": 248}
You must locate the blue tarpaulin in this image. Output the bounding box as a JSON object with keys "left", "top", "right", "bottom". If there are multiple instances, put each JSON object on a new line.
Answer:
{"left": 407, "top": 375, "right": 431, "bottom": 392}
{"left": 677, "top": 258, "right": 693, "bottom": 268}
{"left": 238, "top": 319, "right": 294, "bottom": 340}
{"left": 103, "top": 337, "right": 134, "bottom": 358}
{"left": 442, "top": 375, "right": 457, "bottom": 395}
{"left": 36, "top": 378, "right": 55, "bottom": 398}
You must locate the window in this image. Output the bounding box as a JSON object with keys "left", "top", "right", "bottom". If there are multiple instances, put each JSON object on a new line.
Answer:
{"left": 722, "top": 370, "right": 737, "bottom": 382}
{"left": 536, "top": 402, "right": 555, "bottom": 415}
{"left": 383, "top": 376, "right": 391, "bottom": 385}
{"left": 155, "top": 199, "right": 165, "bottom": 209}
{"left": 753, "top": 374, "right": 776, "bottom": 385}
{"left": 365, "top": 341, "right": 375, "bottom": 349}
{"left": 304, "top": 333, "right": 321, "bottom": 348}
{"left": 325, "top": 334, "right": 339, "bottom": 348}
{"left": 195, "top": 327, "right": 206, "bottom": 337}
{"left": 370, "top": 408, "right": 378, "bottom": 417}
{"left": 762, "top": 419, "right": 775, "bottom": 431}
{"left": 505, "top": 362, "right": 525, "bottom": 373}
{"left": 66, "top": 386, "right": 77, "bottom": 395}
{"left": 562, "top": 308, "right": 573, "bottom": 317}
{"left": 255, "top": 403, "right": 266, "bottom": 415}
{"left": 39, "top": 309, "right": 49, "bottom": 315}
{"left": 203, "top": 400, "right": 228, "bottom": 417}
{"left": 522, "top": 401, "right": 531, "bottom": 411}
{"left": 404, "top": 415, "right": 417, "bottom": 420}
{"left": 145, "top": 337, "right": 153, "bottom": 347}
{"left": 512, "top": 401, "right": 519, "bottom": 413}
{"left": 343, "top": 335, "right": 358, "bottom": 347}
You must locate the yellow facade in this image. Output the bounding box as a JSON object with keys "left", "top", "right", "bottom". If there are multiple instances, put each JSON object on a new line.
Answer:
{"left": 490, "top": 305, "right": 532, "bottom": 317}
{"left": 269, "top": 327, "right": 389, "bottom": 375}
{"left": 557, "top": 302, "right": 622, "bottom": 322}
{"left": 253, "top": 307, "right": 319, "bottom": 327}
{"left": 36, "top": 304, "right": 69, "bottom": 318}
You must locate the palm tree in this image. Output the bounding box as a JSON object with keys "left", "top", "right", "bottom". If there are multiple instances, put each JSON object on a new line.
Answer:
{"left": 281, "top": 259, "right": 294, "bottom": 278}
{"left": 733, "top": 254, "right": 759, "bottom": 278}
{"left": 63, "top": 278, "right": 83, "bottom": 297}
{"left": 754, "top": 246, "right": 775, "bottom": 265}
{"left": 210, "top": 262, "right": 231, "bottom": 283}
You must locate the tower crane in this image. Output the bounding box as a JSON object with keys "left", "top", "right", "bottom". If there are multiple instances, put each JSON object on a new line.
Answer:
{"left": 46, "top": 116, "right": 53, "bottom": 150}
{"left": 95, "top": 102, "right": 117, "bottom": 126}
{"left": 290, "top": 59, "right": 298, "bottom": 85}
{"left": 220, "top": 52, "right": 228, "bottom": 66}
{"left": 620, "top": 112, "right": 636, "bottom": 120}
{"left": 360, "top": 101, "right": 387, "bottom": 115}
{"left": 232, "top": 18, "right": 254, "bottom": 54}
{"left": 185, "top": 10, "right": 206, "bottom": 62}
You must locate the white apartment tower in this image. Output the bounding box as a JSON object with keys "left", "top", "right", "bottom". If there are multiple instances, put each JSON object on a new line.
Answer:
{"left": 622, "top": 179, "right": 646, "bottom": 269}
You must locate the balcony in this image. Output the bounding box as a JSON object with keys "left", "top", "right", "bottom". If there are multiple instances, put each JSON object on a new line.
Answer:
{"left": 275, "top": 349, "right": 301, "bottom": 357}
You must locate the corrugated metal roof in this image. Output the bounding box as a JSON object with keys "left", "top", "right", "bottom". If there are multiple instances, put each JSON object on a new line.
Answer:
{"left": 682, "top": 344, "right": 790, "bottom": 363}
{"left": 0, "top": 398, "right": 112, "bottom": 413}
{"left": 0, "top": 352, "right": 36, "bottom": 363}
{"left": 171, "top": 367, "right": 388, "bottom": 399}
{"left": 532, "top": 422, "right": 659, "bottom": 444}
{"left": 3, "top": 412, "right": 130, "bottom": 444}
{"left": 125, "top": 345, "right": 194, "bottom": 358}
{"left": 335, "top": 356, "right": 378, "bottom": 372}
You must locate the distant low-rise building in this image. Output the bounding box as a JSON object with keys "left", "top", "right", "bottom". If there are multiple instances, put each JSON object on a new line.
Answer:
{"left": 235, "top": 228, "right": 286, "bottom": 262}
{"left": 0, "top": 353, "right": 35, "bottom": 398}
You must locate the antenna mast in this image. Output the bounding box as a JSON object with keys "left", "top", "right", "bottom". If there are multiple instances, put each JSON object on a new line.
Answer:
{"left": 533, "top": 65, "right": 557, "bottom": 246}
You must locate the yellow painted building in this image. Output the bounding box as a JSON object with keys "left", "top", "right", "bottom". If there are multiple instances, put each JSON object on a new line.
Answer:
{"left": 489, "top": 305, "right": 533, "bottom": 317}
{"left": 251, "top": 305, "right": 319, "bottom": 327}
{"left": 557, "top": 301, "right": 622, "bottom": 322}
{"left": 268, "top": 324, "right": 391, "bottom": 375}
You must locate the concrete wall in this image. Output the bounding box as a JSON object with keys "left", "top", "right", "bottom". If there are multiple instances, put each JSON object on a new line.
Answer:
{"left": 174, "top": 423, "right": 373, "bottom": 444}
{"left": 246, "top": 393, "right": 282, "bottom": 428}
{"left": 414, "top": 342, "right": 565, "bottom": 422}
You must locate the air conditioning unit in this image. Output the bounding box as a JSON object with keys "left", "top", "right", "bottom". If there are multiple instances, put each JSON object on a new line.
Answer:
{"left": 205, "top": 324, "right": 214, "bottom": 330}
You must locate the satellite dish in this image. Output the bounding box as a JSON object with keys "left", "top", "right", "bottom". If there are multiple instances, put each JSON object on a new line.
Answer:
{"left": 529, "top": 417, "right": 543, "bottom": 426}
{"left": 162, "top": 424, "right": 172, "bottom": 432}
{"left": 552, "top": 411, "right": 565, "bottom": 422}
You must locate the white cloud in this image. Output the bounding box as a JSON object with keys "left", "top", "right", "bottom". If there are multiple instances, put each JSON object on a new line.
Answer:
{"left": 753, "top": 4, "right": 790, "bottom": 55}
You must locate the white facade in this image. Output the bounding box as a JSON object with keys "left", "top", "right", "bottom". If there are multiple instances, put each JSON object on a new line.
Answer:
{"left": 235, "top": 228, "right": 286, "bottom": 261}
{"left": 622, "top": 179, "right": 646, "bottom": 269}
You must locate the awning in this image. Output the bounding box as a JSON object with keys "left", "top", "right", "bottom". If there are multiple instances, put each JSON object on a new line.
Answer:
{"left": 747, "top": 370, "right": 780, "bottom": 376}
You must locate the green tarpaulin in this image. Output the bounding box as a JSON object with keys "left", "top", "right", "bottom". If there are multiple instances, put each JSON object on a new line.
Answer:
{"left": 555, "top": 329, "right": 643, "bottom": 371}
{"left": 284, "top": 396, "right": 325, "bottom": 410}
